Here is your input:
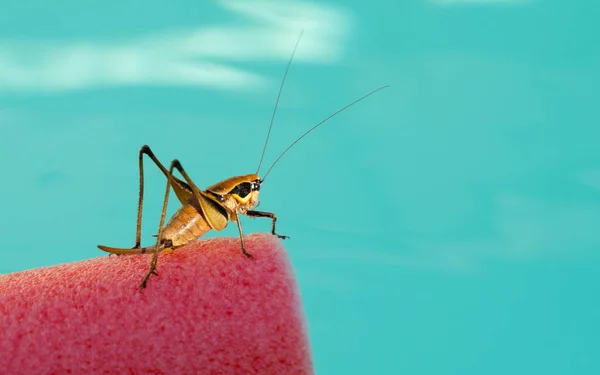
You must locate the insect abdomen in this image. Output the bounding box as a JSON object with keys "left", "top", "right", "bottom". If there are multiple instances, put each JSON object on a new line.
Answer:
{"left": 161, "top": 203, "right": 213, "bottom": 247}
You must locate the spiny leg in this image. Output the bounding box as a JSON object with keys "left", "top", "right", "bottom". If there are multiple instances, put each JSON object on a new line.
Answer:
{"left": 139, "top": 159, "right": 177, "bottom": 290}
{"left": 246, "top": 210, "right": 290, "bottom": 240}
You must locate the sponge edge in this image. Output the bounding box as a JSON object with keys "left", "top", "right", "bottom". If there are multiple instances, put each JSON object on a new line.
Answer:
{"left": 0, "top": 233, "right": 313, "bottom": 375}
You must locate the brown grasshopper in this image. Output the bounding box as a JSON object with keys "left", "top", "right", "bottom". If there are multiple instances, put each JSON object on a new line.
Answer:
{"left": 98, "top": 34, "right": 389, "bottom": 289}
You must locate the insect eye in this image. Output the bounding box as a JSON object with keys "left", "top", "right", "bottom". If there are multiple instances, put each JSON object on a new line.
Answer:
{"left": 230, "top": 182, "right": 252, "bottom": 198}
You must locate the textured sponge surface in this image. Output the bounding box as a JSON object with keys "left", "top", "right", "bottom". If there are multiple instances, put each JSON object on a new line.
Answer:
{"left": 0, "top": 233, "right": 313, "bottom": 375}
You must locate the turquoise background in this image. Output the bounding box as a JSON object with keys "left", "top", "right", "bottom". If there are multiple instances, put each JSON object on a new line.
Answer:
{"left": 1, "top": 0, "right": 599, "bottom": 373}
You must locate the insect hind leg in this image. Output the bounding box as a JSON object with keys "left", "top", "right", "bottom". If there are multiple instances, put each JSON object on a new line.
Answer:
{"left": 133, "top": 145, "right": 171, "bottom": 248}
{"left": 134, "top": 145, "right": 194, "bottom": 249}
{"left": 139, "top": 160, "right": 177, "bottom": 290}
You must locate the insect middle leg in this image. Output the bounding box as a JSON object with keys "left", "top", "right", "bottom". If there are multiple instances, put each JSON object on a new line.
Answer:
{"left": 233, "top": 213, "right": 253, "bottom": 258}
{"left": 168, "top": 160, "right": 254, "bottom": 259}
{"left": 246, "top": 210, "right": 290, "bottom": 240}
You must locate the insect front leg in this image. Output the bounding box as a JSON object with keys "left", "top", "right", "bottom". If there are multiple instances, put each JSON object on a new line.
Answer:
{"left": 246, "top": 210, "right": 290, "bottom": 240}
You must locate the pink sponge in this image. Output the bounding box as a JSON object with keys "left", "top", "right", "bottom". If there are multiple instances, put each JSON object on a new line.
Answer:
{"left": 0, "top": 233, "right": 313, "bottom": 375}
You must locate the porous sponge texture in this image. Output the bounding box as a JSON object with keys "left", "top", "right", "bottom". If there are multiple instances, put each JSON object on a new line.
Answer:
{"left": 0, "top": 233, "right": 313, "bottom": 375}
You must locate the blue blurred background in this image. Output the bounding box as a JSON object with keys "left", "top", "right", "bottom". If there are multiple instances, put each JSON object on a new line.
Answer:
{"left": 1, "top": 0, "right": 598, "bottom": 373}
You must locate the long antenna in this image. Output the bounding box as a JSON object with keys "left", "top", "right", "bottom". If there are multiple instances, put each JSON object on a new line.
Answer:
{"left": 261, "top": 85, "right": 390, "bottom": 181}
{"left": 256, "top": 30, "right": 305, "bottom": 174}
